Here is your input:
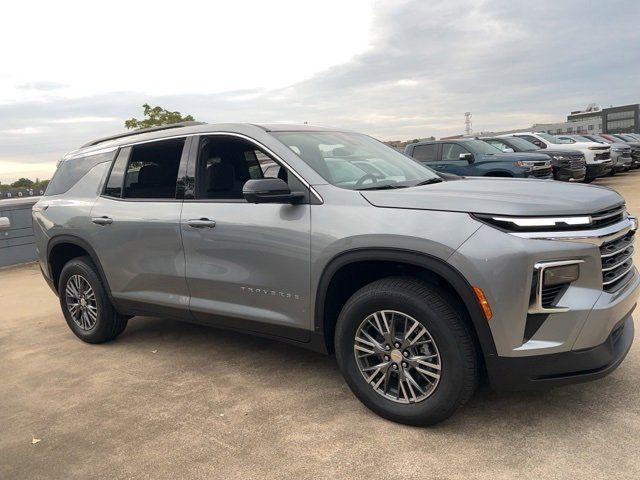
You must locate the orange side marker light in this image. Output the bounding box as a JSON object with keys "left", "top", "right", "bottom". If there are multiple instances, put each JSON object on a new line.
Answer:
{"left": 473, "top": 286, "right": 492, "bottom": 321}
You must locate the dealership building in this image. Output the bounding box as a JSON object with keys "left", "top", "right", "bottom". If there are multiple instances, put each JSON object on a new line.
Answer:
{"left": 479, "top": 103, "right": 640, "bottom": 138}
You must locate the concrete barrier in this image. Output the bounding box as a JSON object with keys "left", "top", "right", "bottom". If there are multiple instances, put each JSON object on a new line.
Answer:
{"left": 0, "top": 197, "right": 40, "bottom": 268}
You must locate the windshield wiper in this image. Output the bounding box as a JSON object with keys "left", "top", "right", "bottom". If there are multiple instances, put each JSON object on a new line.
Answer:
{"left": 354, "top": 183, "right": 404, "bottom": 191}
{"left": 411, "top": 178, "right": 443, "bottom": 186}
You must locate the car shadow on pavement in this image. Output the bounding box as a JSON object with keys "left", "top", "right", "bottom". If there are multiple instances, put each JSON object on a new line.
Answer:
{"left": 112, "top": 315, "right": 635, "bottom": 434}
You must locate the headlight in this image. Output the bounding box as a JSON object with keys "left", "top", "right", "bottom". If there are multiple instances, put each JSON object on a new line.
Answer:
{"left": 588, "top": 146, "right": 607, "bottom": 150}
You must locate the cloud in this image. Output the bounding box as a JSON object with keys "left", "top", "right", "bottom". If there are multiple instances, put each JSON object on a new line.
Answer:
{"left": 1, "top": 0, "right": 639, "bottom": 182}
{"left": 17, "top": 81, "right": 66, "bottom": 91}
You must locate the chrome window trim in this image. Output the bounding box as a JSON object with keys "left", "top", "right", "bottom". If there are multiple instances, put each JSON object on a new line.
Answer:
{"left": 528, "top": 259, "right": 584, "bottom": 314}
{"left": 64, "top": 131, "right": 324, "bottom": 204}
{"left": 63, "top": 146, "right": 119, "bottom": 161}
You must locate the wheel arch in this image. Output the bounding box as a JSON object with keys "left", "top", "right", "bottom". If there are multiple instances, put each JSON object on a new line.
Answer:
{"left": 314, "top": 248, "right": 497, "bottom": 363}
{"left": 47, "top": 235, "right": 113, "bottom": 299}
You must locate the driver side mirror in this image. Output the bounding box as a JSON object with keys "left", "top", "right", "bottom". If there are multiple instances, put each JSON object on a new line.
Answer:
{"left": 459, "top": 152, "right": 474, "bottom": 163}
{"left": 243, "top": 178, "right": 304, "bottom": 204}
{"left": 503, "top": 147, "right": 515, "bottom": 153}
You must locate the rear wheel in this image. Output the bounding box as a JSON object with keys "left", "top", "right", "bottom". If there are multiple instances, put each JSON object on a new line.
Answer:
{"left": 583, "top": 176, "right": 596, "bottom": 183}
{"left": 58, "top": 257, "right": 128, "bottom": 343}
{"left": 335, "top": 277, "right": 479, "bottom": 426}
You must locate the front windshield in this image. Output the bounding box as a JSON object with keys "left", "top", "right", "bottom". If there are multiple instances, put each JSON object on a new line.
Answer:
{"left": 504, "top": 136, "right": 540, "bottom": 151}
{"left": 271, "top": 131, "right": 441, "bottom": 190}
{"left": 589, "top": 135, "right": 610, "bottom": 144}
{"left": 463, "top": 140, "right": 503, "bottom": 155}
{"left": 537, "top": 133, "right": 563, "bottom": 144}
{"left": 572, "top": 135, "right": 594, "bottom": 143}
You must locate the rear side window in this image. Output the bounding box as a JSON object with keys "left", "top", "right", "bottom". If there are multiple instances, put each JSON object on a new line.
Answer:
{"left": 45, "top": 151, "right": 115, "bottom": 196}
{"left": 411, "top": 144, "right": 437, "bottom": 161}
{"left": 102, "top": 139, "right": 185, "bottom": 199}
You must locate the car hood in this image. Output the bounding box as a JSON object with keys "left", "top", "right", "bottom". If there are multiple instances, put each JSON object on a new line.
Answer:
{"left": 360, "top": 177, "right": 623, "bottom": 216}
{"left": 537, "top": 149, "right": 582, "bottom": 157}
{"left": 478, "top": 152, "right": 550, "bottom": 162}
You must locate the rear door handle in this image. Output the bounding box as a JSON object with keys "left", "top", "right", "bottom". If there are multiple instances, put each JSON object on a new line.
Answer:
{"left": 92, "top": 216, "right": 113, "bottom": 226}
{"left": 187, "top": 218, "right": 216, "bottom": 229}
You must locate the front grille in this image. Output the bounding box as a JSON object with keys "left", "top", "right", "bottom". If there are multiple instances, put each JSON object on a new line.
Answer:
{"left": 600, "top": 230, "right": 636, "bottom": 292}
{"left": 595, "top": 151, "right": 610, "bottom": 161}
{"left": 541, "top": 284, "right": 566, "bottom": 308}
{"left": 568, "top": 154, "right": 586, "bottom": 169}
{"left": 591, "top": 205, "right": 626, "bottom": 229}
{"left": 532, "top": 167, "right": 552, "bottom": 178}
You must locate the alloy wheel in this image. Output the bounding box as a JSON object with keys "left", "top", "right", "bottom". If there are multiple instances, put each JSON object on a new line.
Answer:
{"left": 354, "top": 310, "right": 441, "bottom": 404}
{"left": 65, "top": 274, "right": 98, "bottom": 330}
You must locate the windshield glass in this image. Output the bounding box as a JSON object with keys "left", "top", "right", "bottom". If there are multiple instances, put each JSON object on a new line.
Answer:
{"left": 589, "top": 135, "right": 610, "bottom": 144}
{"left": 537, "top": 133, "right": 561, "bottom": 144}
{"left": 463, "top": 140, "right": 503, "bottom": 155}
{"left": 504, "top": 136, "right": 539, "bottom": 151}
{"left": 271, "top": 131, "right": 441, "bottom": 190}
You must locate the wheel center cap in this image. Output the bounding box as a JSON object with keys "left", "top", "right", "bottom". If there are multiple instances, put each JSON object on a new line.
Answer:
{"left": 80, "top": 298, "right": 87, "bottom": 307}
{"left": 390, "top": 349, "right": 402, "bottom": 363}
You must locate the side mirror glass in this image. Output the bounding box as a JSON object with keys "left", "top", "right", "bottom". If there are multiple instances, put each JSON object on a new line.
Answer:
{"left": 243, "top": 178, "right": 304, "bottom": 204}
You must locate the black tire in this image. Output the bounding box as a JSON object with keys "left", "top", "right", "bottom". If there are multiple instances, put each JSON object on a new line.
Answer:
{"left": 583, "top": 177, "right": 596, "bottom": 183}
{"left": 58, "top": 256, "right": 128, "bottom": 343}
{"left": 335, "top": 277, "right": 479, "bottom": 426}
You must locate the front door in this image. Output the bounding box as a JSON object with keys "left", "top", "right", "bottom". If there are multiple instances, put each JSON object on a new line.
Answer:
{"left": 438, "top": 143, "right": 472, "bottom": 175}
{"left": 180, "top": 134, "right": 312, "bottom": 341}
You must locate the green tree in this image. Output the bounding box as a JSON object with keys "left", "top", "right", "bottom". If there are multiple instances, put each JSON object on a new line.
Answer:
{"left": 125, "top": 104, "right": 196, "bottom": 130}
{"left": 11, "top": 177, "right": 34, "bottom": 188}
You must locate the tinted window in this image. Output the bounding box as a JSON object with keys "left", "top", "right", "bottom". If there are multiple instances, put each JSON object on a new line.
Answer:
{"left": 412, "top": 144, "right": 437, "bottom": 161}
{"left": 122, "top": 139, "right": 184, "bottom": 199}
{"left": 442, "top": 143, "right": 469, "bottom": 160}
{"left": 45, "top": 151, "right": 116, "bottom": 196}
{"left": 197, "top": 137, "right": 293, "bottom": 200}
{"left": 103, "top": 147, "right": 131, "bottom": 198}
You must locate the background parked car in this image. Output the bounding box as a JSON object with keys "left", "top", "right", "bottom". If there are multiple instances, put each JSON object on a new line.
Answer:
{"left": 498, "top": 132, "right": 612, "bottom": 183}
{"left": 577, "top": 134, "right": 634, "bottom": 172}
{"left": 480, "top": 136, "right": 585, "bottom": 182}
{"left": 404, "top": 139, "right": 553, "bottom": 179}
{"left": 602, "top": 134, "right": 640, "bottom": 169}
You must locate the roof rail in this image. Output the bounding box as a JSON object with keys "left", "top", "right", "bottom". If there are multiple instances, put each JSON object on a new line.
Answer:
{"left": 80, "top": 121, "right": 206, "bottom": 148}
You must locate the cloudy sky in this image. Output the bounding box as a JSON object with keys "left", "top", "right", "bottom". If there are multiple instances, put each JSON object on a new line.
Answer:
{"left": 1, "top": 0, "right": 638, "bottom": 183}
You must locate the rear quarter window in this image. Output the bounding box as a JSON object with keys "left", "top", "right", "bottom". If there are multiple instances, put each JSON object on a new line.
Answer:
{"left": 45, "top": 151, "right": 116, "bottom": 196}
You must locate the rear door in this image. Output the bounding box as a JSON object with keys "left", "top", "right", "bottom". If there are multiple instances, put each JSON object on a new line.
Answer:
{"left": 180, "top": 134, "right": 312, "bottom": 341}
{"left": 89, "top": 137, "right": 190, "bottom": 317}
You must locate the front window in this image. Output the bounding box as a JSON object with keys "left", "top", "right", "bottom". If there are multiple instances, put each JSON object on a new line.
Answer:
{"left": 271, "top": 131, "right": 441, "bottom": 190}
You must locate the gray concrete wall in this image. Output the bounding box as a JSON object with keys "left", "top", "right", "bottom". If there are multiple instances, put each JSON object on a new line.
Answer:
{"left": 0, "top": 197, "right": 39, "bottom": 268}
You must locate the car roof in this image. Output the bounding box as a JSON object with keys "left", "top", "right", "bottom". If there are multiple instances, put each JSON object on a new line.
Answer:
{"left": 63, "top": 122, "right": 346, "bottom": 160}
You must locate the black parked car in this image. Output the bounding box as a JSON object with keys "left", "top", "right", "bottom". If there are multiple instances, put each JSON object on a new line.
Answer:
{"left": 481, "top": 136, "right": 586, "bottom": 182}
{"left": 404, "top": 139, "right": 553, "bottom": 179}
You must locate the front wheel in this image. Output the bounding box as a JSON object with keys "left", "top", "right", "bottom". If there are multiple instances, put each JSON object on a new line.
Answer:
{"left": 335, "top": 277, "right": 479, "bottom": 426}
{"left": 58, "top": 256, "right": 128, "bottom": 343}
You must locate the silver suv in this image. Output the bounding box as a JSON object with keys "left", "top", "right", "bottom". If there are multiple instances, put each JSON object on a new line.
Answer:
{"left": 33, "top": 123, "right": 638, "bottom": 425}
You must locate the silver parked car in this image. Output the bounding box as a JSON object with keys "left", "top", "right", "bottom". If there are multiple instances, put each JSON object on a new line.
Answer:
{"left": 33, "top": 123, "right": 638, "bottom": 425}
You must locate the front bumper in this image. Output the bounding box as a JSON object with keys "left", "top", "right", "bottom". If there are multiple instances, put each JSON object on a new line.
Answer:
{"left": 555, "top": 166, "right": 586, "bottom": 182}
{"left": 487, "top": 314, "right": 634, "bottom": 390}
{"left": 586, "top": 162, "right": 612, "bottom": 179}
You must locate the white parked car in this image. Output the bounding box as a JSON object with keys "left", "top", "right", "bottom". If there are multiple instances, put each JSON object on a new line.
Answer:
{"left": 498, "top": 132, "right": 612, "bottom": 183}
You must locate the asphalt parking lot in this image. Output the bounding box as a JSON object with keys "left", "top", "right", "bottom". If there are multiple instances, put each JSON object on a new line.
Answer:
{"left": 2, "top": 173, "right": 640, "bottom": 480}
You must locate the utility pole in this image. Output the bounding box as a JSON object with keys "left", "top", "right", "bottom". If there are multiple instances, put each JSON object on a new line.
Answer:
{"left": 464, "top": 112, "right": 472, "bottom": 135}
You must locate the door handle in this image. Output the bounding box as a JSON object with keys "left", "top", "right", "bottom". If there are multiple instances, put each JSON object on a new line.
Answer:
{"left": 187, "top": 218, "right": 216, "bottom": 229}
{"left": 92, "top": 216, "right": 113, "bottom": 226}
